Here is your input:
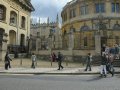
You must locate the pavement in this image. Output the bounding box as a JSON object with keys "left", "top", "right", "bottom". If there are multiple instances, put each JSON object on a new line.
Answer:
{"left": 0, "top": 66, "right": 119, "bottom": 75}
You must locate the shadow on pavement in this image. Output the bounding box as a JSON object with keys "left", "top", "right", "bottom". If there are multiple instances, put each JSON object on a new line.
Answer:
{"left": 85, "top": 75, "right": 103, "bottom": 82}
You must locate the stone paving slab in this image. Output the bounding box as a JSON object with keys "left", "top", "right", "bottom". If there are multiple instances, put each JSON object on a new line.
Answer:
{"left": 0, "top": 66, "right": 119, "bottom": 75}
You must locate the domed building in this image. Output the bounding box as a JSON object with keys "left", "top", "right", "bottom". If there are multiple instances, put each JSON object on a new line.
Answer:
{"left": 61, "top": 0, "right": 120, "bottom": 55}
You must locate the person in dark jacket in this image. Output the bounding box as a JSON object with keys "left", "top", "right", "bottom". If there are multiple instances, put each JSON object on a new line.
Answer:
{"left": 106, "top": 54, "right": 114, "bottom": 77}
{"left": 51, "top": 52, "right": 56, "bottom": 62}
{"left": 57, "top": 52, "right": 64, "bottom": 70}
{"left": 100, "top": 52, "right": 107, "bottom": 77}
{"left": 84, "top": 53, "right": 92, "bottom": 71}
{"left": 4, "top": 52, "right": 12, "bottom": 70}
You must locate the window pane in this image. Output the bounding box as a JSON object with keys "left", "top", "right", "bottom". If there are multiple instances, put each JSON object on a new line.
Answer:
{"left": 80, "top": 6, "right": 85, "bottom": 15}
{"left": 100, "top": 3, "right": 105, "bottom": 13}
{"left": 0, "top": 6, "right": 4, "bottom": 20}
{"left": 95, "top": 3, "right": 99, "bottom": 13}
{"left": 85, "top": 5, "right": 88, "bottom": 14}
{"left": 116, "top": 3, "right": 120, "bottom": 13}
{"left": 112, "top": 3, "right": 115, "bottom": 12}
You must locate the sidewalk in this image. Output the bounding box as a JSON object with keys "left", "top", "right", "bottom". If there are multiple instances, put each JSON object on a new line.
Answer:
{"left": 0, "top": 66, "right": 119, "bottom": 75}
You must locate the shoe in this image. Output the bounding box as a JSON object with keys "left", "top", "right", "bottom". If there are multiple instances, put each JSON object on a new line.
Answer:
{"left": 104, "top": 74, "right": 107, "bottom": 78}
{"left": 57, "top": 69, "right": 60, "bottom": 70}
{"left": 84, "top": 69, "right": 87, "bottom": 71}
{"left": 62, "top": 67, "right": 64, "bottom": 69}
{"left": 112, "top": 73, "right": 114, "bottom": 77}
{"left": 89, "top": 69, "right": 91, "bottom": 71}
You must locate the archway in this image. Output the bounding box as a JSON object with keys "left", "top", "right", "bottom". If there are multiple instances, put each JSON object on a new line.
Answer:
{"left": 20, "top": 34, "right": 25, "bottom": 46}
{"left": 9, "top": 30, "right": 16, "bottom": 45}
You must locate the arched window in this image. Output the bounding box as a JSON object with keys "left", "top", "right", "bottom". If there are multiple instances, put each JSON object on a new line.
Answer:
{"left": 21, "top": 16, "right": 26, "bottom": 29}
{"left": 0, "top": 28, "right": 5, "bottom": 44}
{"left": 0, "top": 5, "right": 6, "bottom": 21}
{"left": 10, "top": 11, "right": 17, "bottom": 26}
{"left": 9, "top": 30, "right": 16, "bottom": 45}
{"left": 113, "top": 21, "right": 120, "bottom": 30}
{"left": 20, "top": 34, "right": 25, "bottom": 46}
{"left": 80, "top": 25, "right": 90, "bottom": 31}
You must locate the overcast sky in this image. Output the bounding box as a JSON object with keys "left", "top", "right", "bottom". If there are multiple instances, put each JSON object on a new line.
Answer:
{"left": 31, "top": 0, "right": 72, "bottom": 23}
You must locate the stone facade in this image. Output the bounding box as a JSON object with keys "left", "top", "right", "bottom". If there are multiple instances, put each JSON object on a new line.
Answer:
{"left": 61, "top": 0, "right": 120, "bottom": 56}
{"left": 0, "top": 0, "right": 34, "bottom": 60}
{"left": 30, "top": 15, "right": 62, "bottom": 52}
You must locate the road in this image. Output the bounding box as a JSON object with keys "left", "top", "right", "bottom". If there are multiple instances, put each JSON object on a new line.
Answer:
{"left": 0, "top": 74, "right": 120, "bottom": 90}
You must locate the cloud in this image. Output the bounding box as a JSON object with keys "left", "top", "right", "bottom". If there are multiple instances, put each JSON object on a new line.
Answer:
{"left": 31, "top": 0, "right": 72, "bottom": 23}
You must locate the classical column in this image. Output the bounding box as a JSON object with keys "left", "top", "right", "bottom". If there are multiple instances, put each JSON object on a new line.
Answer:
{"left": 1, "top": 33, "right": 8, "bottom": 61}
{"left": 69, "top": 32, "right": 74, "bottom": 50}
{"left": 95, "top": 31, "right": 101, "bottom": 55}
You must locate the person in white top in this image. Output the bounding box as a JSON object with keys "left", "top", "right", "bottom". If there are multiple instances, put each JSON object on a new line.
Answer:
{"left": 31, "top": 53, "right": 37, "bottom": 69}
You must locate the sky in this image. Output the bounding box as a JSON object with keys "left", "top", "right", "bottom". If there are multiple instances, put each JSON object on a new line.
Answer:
{"left": 31, "top": 0, "right": 72, "bottom": 24}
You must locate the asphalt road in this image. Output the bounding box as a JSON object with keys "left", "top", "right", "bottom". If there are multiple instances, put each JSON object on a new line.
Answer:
{"left": 0, "top": 74, "right": 120, "bottom": 90}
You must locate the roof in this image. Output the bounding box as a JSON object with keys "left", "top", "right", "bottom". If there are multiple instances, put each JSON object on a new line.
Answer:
{"left": 18, "top": 0, "right": 35, "bottom": 11}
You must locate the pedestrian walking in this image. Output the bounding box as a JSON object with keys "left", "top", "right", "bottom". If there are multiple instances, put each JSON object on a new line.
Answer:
{"left": 4, "top": 52, "right": 12, "bottom": 70}
{"left": 106, "top": 53, "right": 114, "bottom": 77}
{"left": 51, "top": 52, "right": 56, "bottom": 62}
{"left": 114, "top": 44, "right": 119, "bottom": 59}
{"left": 100, "top": 52, "right": 107, "bottom": 77}
{"left": 84, "top": 53, "right": 92, "bottom": 71}
{"left": 31, "top": 53, "right": 37, "bottom": 69}
{"left": 57, "top": 52, "right": 64, "bottom": 70}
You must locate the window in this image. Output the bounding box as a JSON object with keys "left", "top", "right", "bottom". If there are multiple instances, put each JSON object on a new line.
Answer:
{"left": 70, "top": 8, "right": 76, "bottom": 18}
{"left": 80, "top": 5, "right": 88, "bottom": 15}
{"left": 37, "top": 32, "right": 40, "bottom": 37}
{"left": 95, "top": 3, "right": 105, "bottom": 13}
{"left": 21, "top": 16, "right": 26, "bottom": 29}
{"left": 84, "top": 37, "right": 87, "bottom": 46}
{"left": 63, "top": 12, "right": 67, "bottom": 22}
{"left": 10, "top": 11, "right": 17, "bottom": 26}
{"left": 112, "top": 3, "right": 120, "bottom": 13}
{"left": 0, "top": 5, "right": 6, "bottom": 21}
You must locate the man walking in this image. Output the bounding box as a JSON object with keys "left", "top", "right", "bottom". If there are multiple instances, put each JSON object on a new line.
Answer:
{"left": 31, "top": 53, "right": 37, "bottom": 69}
{"left": 84, "top": 53, "right": 92, "bottom": 71}
{"left": 106, "top": 53, "right": 114, "bottom": 77}
{"left": 57, "top": 52, "right": 64, "bottom": 70}
{"left": 4, "top": 52, "right": 12, "bottom": 70}
{"left": 100, "top": 52, "right": 107, "bottom": 77}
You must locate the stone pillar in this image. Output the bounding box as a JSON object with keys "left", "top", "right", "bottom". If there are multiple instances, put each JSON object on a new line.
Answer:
{"left": 36, "top": 38, "right": 40, "bottom": 53}
{"left": 95, "top": 33, "right": 101, "bottom": 55}
{"left": 0, "top": 33, "right": 8, "bottom": 61}
{"left": 69, "top": 33, "right": 74, "bottom": 50}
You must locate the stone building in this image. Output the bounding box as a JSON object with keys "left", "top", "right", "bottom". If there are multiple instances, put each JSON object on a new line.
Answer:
{"left": 61, "top": 0, "right": 120, "bottom": 56}
{"left": 30, "top": 15, "right": 62, "bottom": 53}
{"left": 0, "top": 0, "right": 34, "bottom": 60}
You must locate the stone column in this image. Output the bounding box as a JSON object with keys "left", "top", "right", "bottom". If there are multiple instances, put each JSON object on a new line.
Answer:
{"left": 95, "top": 33, "right": 101, "bottom": 55}
{"left": 1, "top": 33, "right": 8, "bottom": 61}
{"left": 36, "top": 38, "right": 40, "bottom": 53}
{"left": 69, "top": 33, "right": 74, "bottom": 50}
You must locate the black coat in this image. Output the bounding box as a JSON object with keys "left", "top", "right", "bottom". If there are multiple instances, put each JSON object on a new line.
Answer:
{"left": 101, "top": 55, "right": 107, "bottom": 65}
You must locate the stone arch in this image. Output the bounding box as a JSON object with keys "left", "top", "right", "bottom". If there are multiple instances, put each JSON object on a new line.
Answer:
{"left": 9, "top": 30, "right": 16, "bottom": 45}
